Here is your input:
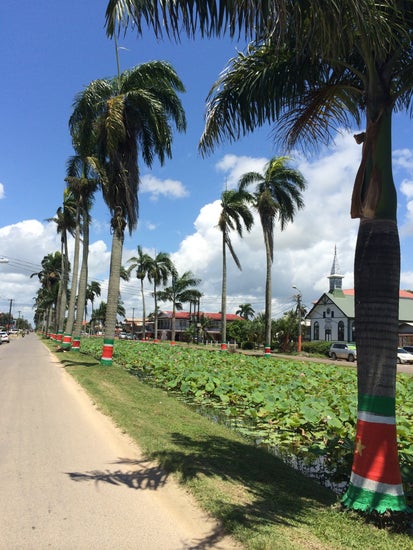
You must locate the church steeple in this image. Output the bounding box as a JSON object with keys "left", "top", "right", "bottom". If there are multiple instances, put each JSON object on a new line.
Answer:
{"left": 328, "top": 246, "right": 344, "bottom": 294}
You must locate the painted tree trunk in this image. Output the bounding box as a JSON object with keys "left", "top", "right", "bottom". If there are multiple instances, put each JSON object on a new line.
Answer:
{"left": 341, "top": 219, "right": 407, "bottom": 512}
{"left": 221, "top": 231, "right": 227, "bottom": 350}
{"left": 73, "top": 209, "right": 90, "bottom": 351}
{"left": 263, "top": 230, "right": 272, "bottom": 354}
{"left": 140, "top": 279, "right": 146, "bottom": 340}
{"left": 62, "top": 212, "right": 81, "bottom": 349}
{"left": 101, "top": 227, "right": 123, "bottom": 366}
{"left": 343, "top": 106, "right": 407, "bottom": 512}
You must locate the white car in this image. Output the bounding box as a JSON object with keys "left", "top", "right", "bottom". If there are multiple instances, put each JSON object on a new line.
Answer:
{"left": 397, "top": 348, "right": 413, "bottom": 364}
{"left": 0, "top": 331, "right": 10, "bottom": 343}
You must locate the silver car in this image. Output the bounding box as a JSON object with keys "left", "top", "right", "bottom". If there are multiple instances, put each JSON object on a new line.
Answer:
{"left": 0, "top": 331, "right": 10, "bottom": 344}
{"left": 397, "top": 348, "right": 413, "bottom": 364}
{"left": 329, "top": 342, "right": 357, "bottom": 362}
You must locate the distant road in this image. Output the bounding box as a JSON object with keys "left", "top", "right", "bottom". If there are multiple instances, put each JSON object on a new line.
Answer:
{"left": 0, "top": 334, "right": 238, "bottom": 550}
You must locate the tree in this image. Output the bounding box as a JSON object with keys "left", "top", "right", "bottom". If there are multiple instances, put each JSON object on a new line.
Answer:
{"left": 157, "top": 270, "right": 201, "bottom": 342}
{"left": 236, "top": 303, "right": 255, "bottom": 320}
{"left": 218, "top": 185, "right": 254, "bottom": 349}
{"left": 146, "top": 251, "right": 175, "bottom": 340}
{"left": 70, "top": 61, "right": 186, "bottom": 364}
{"left": 31, "top": 252, "right": 62, "bottom": 335}
{"left": 106, "top": 0, "right": 413, "bottom": 515}
{"left": 239, "top": 158, "right": 305, "bottom": 353}
{"left": 85, "top": 281, "right": 101, "bottom": 333}
{"left": 127, "top": 245, "right": 152, "bottom": 340}
{"left": 64, "top": 157, "right": 99, "bottom": 351}
{"left": 46, "top": 190, "right": 76, "bottom": 341}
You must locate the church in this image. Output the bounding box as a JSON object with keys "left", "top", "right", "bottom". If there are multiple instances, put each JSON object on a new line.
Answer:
{"left": 305, "top": 248, "right": 413, "bottom": 345}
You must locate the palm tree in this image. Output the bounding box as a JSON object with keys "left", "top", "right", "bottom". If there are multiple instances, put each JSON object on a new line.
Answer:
{"left": 239, "top": 158, "right": 305, "bottom": 353}
{"left": 46, "top": 190, "right": 76, "bottom": 341}
{"left": 65, "top": 160, "right": 98, "bottom": 351}
{"left": 218, "top": 185, "right": 254, "bottom": 349}
{"left": 127, "top": 245, "right": 152, "bottom": 340}
{"left": 85, "top": 281, "right": 101, "bottom": 334}
{"left": 106, "top": 0, "right": 413, "bottom": 515}
{"left": 31, "top": 252, "right": 62, "bottom": 337}
{"left": 157, "top": 270, "right": 201, "bottom": 343}
{"left": 146, "top": 252, "right": 175, "bottom": 340}
{"left": 236, "top": 303, "right": 255, "bottom": 321}
{"left": 70, "top": 61, "right": 186, "bottom": 364}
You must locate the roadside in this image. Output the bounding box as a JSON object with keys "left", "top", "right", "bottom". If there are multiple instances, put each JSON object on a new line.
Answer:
{"left": 44, "top": 337, "right": 413, "bottom": 550}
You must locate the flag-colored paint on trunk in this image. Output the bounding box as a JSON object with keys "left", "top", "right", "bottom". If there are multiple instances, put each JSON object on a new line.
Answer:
{"left": 71, "top": 337, "right": 80, "bottom": 351}
{"left": 61, "top": 333, "right": 72, "bottom": 349}
{"left": 342, "top": 393, "right": 408, "bottom": 512}
{"left": 101, "top": 338, "right": 114, "bottom": 366}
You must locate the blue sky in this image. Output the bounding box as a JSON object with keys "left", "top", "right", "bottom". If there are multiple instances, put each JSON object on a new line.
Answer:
{"left": 1, "top": 1, "right": 413, "bottom": 326}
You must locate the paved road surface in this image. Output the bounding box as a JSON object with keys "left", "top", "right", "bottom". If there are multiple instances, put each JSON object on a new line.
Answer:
{"left": 0, "top": 334, "right": 239, "bottom": 550}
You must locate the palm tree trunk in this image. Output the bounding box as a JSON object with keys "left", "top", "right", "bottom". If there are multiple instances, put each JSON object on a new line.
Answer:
{"left": 342, "top": 107, "right": 407, "bottom": 512}
{"left": 101, "top": 226, "right": 123, "bottom": 365}
{"left": 264, "top": 230, "right": 272, "bottom": 355}
{"left": 141, "top": 279, "right": 146, "bottom": 340}
{"left": 62, "top": 211, "right": 81, "bottom": 349}
{"left": 154, "top": 282, "right": 159, "bottom": 340}
{"left": 341, "top": 219, "right": 407, "bottom": 512}
{"left": 56, "top": 232, "right": 68, "bottom": 342}
{"left": 72, "top": 212, "right": 89, "bottom": 351}
{"left": 221, "top": 232, "right": 227, "bottom": 350}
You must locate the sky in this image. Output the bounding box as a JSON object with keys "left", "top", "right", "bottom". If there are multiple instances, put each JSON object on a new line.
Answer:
{"left": 1, "top": 1, "right": 413, "bottom": 327}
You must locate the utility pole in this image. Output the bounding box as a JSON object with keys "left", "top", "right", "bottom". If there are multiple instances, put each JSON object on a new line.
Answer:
{"left": 292, "top": 286, "right": 302, "bottom": 353}
{"left": 8, "top": 298, "right": 13, "bottom": 331}
{"left": 132, "top": 307, "right": 135, "bottom": 339}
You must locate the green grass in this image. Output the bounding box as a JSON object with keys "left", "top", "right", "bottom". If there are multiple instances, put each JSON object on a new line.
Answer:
{"left": 47, "top": 340, "right": 413, "bottom": 549}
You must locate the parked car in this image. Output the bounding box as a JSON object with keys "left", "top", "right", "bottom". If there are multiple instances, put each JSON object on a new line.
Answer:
{"left": 0, "top": 331, "right": 10, "bottom": 343}
{"left": 402, "top": 346, "right": 413, "bottom": 354}
{"left": 397, "top": 348, "right": 413, "bottom": 364}
{"left": 329, "top": 342, "right": 357, "bottom": 362}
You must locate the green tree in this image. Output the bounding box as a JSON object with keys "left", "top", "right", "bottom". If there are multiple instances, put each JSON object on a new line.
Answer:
{"left": 239, "top": 158, "right": 305, "bottom": 352}
{"left": 146, "top": 251, "right": 175, "bottom": 340}
{"left": 46, "top": 189, "right": 76, "bottom": 340}
{"left": 218, "top": 185, "right": 254, "bottom": 348}
{"left": 106, "top": 0, "right": 413, "bottom": 515}
{"left": 64, "top": 157, "right": 99, "bottom": 350}
{"left": 236, "top": 303, "right": 255, "bottom": 320}
{"left": 127, "top": 245, "right": 153, "bottom": 340}
{"left": 85, "top": 281, "right": 101, "bottom": 333}
{"left": 157, "top": 270, "right": 201, "bottom": 342}
{"left": 31, "top": 252, "right": 62, "bottom": 335}
{"left": 70, "top": 61, "right": 186, "bottom": 364}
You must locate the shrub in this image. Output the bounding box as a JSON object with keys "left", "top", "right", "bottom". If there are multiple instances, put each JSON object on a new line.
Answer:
{"left": 302, "top": 341, "right": 331, "bottom": 356}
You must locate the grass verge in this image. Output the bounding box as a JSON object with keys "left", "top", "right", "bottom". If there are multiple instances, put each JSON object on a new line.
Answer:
{"left": 47, "top": 341, "right": 413, "bottom": 549}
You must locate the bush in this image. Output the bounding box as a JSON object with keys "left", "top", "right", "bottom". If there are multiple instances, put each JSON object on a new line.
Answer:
{"left": 302, "top": 341, "right": 331, "bottom": 356}
{"left": 241, "top": 341, "right": 255, "bottom": 350}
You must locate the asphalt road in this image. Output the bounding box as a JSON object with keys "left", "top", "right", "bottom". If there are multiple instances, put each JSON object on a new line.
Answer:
{"left": 0, "top": 334, "right": 239, "bottom": 550}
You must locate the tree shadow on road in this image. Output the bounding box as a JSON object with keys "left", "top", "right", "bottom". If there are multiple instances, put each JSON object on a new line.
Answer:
{"left": 66, "top": 457, "right": 169, "bottom": 490}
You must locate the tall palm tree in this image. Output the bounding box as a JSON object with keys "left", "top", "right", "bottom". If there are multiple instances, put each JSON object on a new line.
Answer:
{"left": 61, "top": 155, "right": 98, "bottom": 349}
{"left": 46, "top": 190, "right": 76, "bottom": 341}
{"left": 106, "top": 0, "right": 413, "bottom": 514}
{"left": 70, "top": 61, "right": 185, "bottom": 364}
{"left": 236, "top": 303, "right": 255, "bottom": 320}
{"left": 218, "top": 185, "right": 254, "bottom": 349}
{"left": 146, "top": 251, "right": 175, "bottom": 340}
{"left": 85, "top": 281, "right": 101, "bottom": 333}
{"left": 157, "top": 270, "right": 201, "bottom": 343}
{"left": 239, "top": 158, "right": 305, "bottom": 353}
{"left": 127, "top": 245, "right": 153, "bottom": 340}
{"left": 31, "top": 252, "right": 62, "bottom": 337}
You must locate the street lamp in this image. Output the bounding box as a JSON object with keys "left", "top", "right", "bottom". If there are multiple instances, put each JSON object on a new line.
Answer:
{"left": 292, "top": 285, "right": 302, "bottom": 353}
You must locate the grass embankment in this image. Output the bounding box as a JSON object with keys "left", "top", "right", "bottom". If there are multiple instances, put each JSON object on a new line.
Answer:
{"left": 46, "top": 340, "right": 413, "bottom": 549}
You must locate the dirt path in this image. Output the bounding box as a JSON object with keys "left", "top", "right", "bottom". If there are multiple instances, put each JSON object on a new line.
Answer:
{"left": 0, "top": 334, "right": 240, "bottom": 549}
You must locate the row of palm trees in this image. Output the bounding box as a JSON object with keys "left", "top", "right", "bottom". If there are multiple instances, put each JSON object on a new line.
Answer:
{"left": 103, "top": 0, "right": 413, "bottom": 515}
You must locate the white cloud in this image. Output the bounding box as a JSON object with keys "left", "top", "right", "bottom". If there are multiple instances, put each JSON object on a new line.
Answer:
{"left": 141, "top": 174, "right": 189, "bottom": 200}
{"left": 394, "top": 149, "right": 413, "bottom": 171}
{"left": 0, "top": 182, "right": 5, "bottom": 199}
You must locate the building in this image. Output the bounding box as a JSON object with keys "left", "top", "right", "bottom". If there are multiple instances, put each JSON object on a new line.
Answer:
{"left": 157, "top": 311, "right": 243, "bottom": 342}
{"left": 306, "top": 247, "right": 413, "bottom": 344}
